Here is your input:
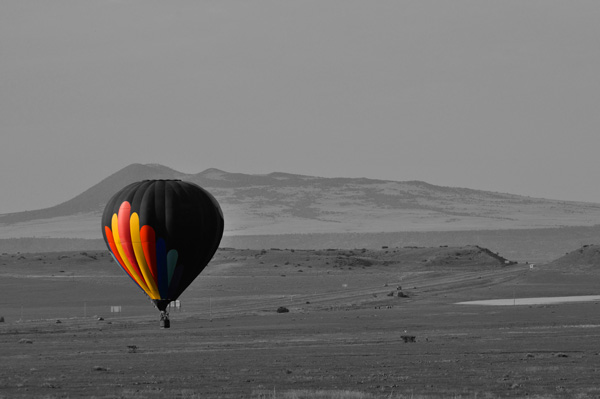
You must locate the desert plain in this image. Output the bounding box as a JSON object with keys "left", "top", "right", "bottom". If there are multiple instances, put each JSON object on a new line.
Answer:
{"left": 1, "top": 246, "right": 600, "bottom": 398}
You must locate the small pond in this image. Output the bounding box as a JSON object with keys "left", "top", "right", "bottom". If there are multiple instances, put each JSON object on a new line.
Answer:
{"left": 456, "top": 295, "right": 600, "bottom": 306}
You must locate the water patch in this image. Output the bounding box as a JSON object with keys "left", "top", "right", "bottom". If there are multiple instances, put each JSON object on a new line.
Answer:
{"left": 456, "top": 295, "right": 600, "bottom": 306}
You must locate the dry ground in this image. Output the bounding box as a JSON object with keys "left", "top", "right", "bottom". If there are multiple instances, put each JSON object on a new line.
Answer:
{"left": 1, "top": 247, "right": 600, "bottom": 398}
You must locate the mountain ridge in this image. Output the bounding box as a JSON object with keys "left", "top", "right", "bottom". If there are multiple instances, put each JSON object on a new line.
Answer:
{"left": 1, "top": 163, "right": 600, "bottom": 240}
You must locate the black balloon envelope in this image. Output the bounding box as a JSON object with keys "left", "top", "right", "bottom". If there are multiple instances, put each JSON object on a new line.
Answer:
{"left": 101, "top": 180, "right": 224, "bottom": 327}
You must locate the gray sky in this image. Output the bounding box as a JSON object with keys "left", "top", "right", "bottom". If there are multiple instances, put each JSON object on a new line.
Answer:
{"left": 2, "top": 1, "right": 599, "bottom": 214}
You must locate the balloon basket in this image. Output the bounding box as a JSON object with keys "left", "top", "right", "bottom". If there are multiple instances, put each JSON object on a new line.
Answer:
{"left": 160, "top": 312, "right": 170, "bottom": 329}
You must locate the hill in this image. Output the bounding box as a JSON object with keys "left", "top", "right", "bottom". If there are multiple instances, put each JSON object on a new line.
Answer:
{"left": 1, "top": 163, "right": 600, "bottom": 244}
{"left": 544, "top": 244, "right": 600, "bottom": 273}
{"left": 0, "top": 164, "right": 185, "bottom": 223}
{"left": 211, "top": 245, "right": 515, "bottom": 276}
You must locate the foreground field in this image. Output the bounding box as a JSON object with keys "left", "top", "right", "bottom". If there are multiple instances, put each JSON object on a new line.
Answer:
{"left": 1, "top": 247, "right": 600, "bottom": 398}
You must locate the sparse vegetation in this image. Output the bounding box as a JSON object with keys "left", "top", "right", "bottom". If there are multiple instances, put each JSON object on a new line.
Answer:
{"left": 253, "top": 389, "right": 379, "bottom": 399}
{"left": 2, "top": 246, "right": 600, "bottom": 398}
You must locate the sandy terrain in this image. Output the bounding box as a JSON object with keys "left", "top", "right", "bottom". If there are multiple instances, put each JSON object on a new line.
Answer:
{"left": 1, "top": 247, "right": 600, "bottom": 398}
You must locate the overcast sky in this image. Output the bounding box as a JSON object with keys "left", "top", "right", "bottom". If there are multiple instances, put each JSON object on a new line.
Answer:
{"left": 1, "top": 1, "right": 599, "bottom": 213}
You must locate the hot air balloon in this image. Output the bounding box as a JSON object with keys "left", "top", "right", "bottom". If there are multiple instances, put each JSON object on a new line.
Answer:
{"left": 101, "top": 180, "right": 224, "bottom": 328}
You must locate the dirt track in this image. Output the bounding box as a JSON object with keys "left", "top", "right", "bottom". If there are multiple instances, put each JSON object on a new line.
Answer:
{"left": 2, "top": 248, "right": 600, "bottom": 398}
